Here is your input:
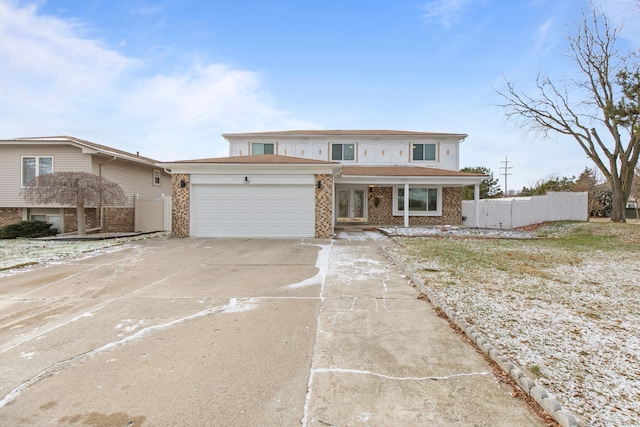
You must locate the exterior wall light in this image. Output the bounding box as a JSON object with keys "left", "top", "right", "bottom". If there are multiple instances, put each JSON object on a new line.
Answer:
{"left": 244, "top": 176, "right": 249, "bottom": 184}
{"left": 317, "top": 181, "right": 322, "bottom": 189}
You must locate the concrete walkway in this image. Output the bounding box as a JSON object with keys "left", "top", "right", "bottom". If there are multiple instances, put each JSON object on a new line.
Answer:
{"left": 302, "top": 231, "right": 542, "bottom": 426}
{"left": 0, "top": 231, "right": 543, "bottom": 426}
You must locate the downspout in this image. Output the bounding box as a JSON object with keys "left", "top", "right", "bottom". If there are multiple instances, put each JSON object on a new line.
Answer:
{"left": 85, "top": 156, "right": 117, "bottom": 233}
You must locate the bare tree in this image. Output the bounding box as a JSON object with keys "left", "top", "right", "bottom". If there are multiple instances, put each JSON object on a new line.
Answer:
{"left": 497, "top": 6, "right": 640, "bottom": 222}
{"left": 21, "top": 172, "right": 126, "bottom": 235}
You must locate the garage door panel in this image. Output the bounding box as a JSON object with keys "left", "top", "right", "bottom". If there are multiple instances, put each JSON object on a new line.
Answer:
{"left": 191, "top": 184, "right": 315, "bottom": 238}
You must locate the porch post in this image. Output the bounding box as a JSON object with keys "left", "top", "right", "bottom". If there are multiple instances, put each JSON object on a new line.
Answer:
{"left": 404, "top": 183, "right": 409, "bottom": 228}
{"left": 474, "top": 183, "right": 480, "bottom": 228}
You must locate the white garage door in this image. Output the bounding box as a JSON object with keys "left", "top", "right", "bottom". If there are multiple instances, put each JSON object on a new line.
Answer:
{"left": 191, "top": 184, "right": 315, "bottom": 238}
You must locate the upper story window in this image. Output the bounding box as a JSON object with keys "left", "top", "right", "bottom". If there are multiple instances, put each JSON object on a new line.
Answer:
{"left": 331, "top": 143, "right": 355, "bottom": 161}
{"left": 22, "top": 156, "right": 53, "bottom": 187}
{"left": 412, "top": 143, "right": 437, "bottom": 161}
{"left": 251, "top": 143, "right": 275, "bottom": 155}
{"left": 153, "top": 169, "right": 161, "bottom": 186}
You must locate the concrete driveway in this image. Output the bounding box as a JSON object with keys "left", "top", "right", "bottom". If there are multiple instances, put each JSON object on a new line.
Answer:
{"left": 0, "top": 232, "right": 543, "bottom": 426}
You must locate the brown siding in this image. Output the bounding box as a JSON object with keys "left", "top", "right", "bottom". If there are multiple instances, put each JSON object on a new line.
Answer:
{"left": 171, "top": 174, "right": 190, "bottom": 237}
{"left": 367, "top": 187, "right": 462, "bottom": 226}
{"left": 94, "top": 157, "right": 172, "bottom": 207}
{"left": 314, "top": 174, "right": 334, "bottom": 238}
{"left": 0, "top": 145, "right": 92, "bottom": 207}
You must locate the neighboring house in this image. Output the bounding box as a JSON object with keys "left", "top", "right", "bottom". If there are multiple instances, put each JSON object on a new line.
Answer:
{"left": 160, "top": 130, "right": 487, "bottom": 238}
{"left": 0, "top": 136, "right": 172, "bottom": 233}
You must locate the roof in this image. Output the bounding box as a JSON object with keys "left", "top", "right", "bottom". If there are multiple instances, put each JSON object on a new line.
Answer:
{"left": 223, "top": 130, "right": 468, "bottom": 140}
{"left": 164, "top": 154, "right": 340, "bottom": 165}
{"left": 341, "top": 166, "right": 487, "bottom": 178}
{"left": 5, "top": 136, "right": 159, "bottom": 165}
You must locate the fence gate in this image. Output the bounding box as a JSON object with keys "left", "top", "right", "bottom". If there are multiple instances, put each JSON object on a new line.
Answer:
{"left": 134, "top": 194, "right": 172, "bottom": 232}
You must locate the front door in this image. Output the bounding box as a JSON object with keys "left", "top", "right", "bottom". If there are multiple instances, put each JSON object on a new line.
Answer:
{"left": 336, "top": 188, "right": 367, "bottom": 222}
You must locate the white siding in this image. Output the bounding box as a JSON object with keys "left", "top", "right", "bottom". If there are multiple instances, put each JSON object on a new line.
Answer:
{"left": 226, "top": 135, "right": 464, "bottom": 170}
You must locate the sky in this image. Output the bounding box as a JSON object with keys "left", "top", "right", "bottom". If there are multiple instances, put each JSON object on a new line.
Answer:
{"left": 1, "top": 0, "right": 639, "bottom": 192}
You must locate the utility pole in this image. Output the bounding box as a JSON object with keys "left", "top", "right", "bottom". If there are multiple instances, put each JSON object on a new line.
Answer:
{"left": 500, "top": 156, "right": 512, "bottom": 196}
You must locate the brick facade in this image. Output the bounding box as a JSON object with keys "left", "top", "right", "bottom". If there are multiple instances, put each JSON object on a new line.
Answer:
{"left": 0, "top": 208, "right": 24, "bottom": 228}
{"left": 63, "top": 207, "right": 134, "bottom": 233}
{"left": 314, "top": 174, "right": 334, "bottom": 238}
{"left": 171, "top": 174, "right": 190, "bottom": 237}
{"left": 367, "top": 186, "right": 462, "bottom": 226}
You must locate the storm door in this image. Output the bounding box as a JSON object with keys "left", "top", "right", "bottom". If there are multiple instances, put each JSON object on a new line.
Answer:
{"left": 336, "top": 188, "right": 367, "bottom": 222}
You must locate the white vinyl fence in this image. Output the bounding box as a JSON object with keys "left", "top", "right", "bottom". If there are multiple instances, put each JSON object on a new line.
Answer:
{"left": 462, "top": 192, "right": 588, "bottom": 229}
{"left": 134, "top": 194, "right": 172, "bottom": 232}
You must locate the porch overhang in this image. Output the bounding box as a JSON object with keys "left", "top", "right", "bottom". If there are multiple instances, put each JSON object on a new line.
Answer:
{"left": 336, "top": 166, "right": 487, "bottom": 186}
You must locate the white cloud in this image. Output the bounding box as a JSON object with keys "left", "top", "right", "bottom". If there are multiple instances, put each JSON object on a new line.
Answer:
{"left": 0, "top": 0, "right": 312, "bottom": 160}
{"left": 598, "top": 0, "right": 640, "bottom": 46}
{"left": 0, "top": 1, "right": 133, "bottom": 92}
{"left": 422, "top": 0, "right": 471, "bottom": 28}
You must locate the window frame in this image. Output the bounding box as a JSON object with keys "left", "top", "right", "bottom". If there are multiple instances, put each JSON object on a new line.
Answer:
{"left": 411, "top": 143, "right": 437, "bottom": 162}
{"left": 330, "top": 143, "right": 355, "bottom": 161}
{"left": 392, "top": 186, "right": 442, "bottom": 216}
{"left": 21, "top": 156, "right": 54, "bottom": 187}
{"left": 153, "top": 169, "right": 162, "bottom": 186}
{"left": 251, "top": 142, "right": 275, "bottom": 155}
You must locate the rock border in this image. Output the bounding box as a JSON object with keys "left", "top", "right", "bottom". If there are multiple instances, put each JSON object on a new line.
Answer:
{"left": 374, "top": 235, "right": 581, "bottom": 427}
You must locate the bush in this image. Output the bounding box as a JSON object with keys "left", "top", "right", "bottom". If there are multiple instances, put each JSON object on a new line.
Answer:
{"left": 0, "top": 220, "right": 58, "bottom": 239}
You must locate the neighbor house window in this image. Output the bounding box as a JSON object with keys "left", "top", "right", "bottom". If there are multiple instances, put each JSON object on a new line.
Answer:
{"left": 412, "top": 143, "right": 437, "bottom": 161}
{"left": 331, "top": 143, "right": 355, "bottom": 161}
{"left": 393, "top": 186, "right": 441, "bottom": 215}
{"left": 251, "top": 143, "right": 275, "bottom": 155}
{"left": 153, "top": 169, "right": 161, "bottom": 186}
{"left": 22, "top": 156, "right": 53, "bottom": 187}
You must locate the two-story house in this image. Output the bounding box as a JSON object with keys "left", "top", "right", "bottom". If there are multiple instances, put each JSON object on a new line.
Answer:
{"left": 0, "top": 136, "right": 172, "bottom": 234}
{"left": 160, "top": 130, "right": 487, "bottom": 238}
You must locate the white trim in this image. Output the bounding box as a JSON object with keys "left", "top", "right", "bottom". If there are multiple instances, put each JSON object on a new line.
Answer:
{"left": 191, "top": 174, "right": 313, "bottom": 185}
{"left": 392, "top": 185, "right": 442, "bottom": 216}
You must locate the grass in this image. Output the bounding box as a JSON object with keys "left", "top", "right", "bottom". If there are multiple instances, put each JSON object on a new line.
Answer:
{"left": 396, "top": 221, "right": 640, "bottom": 280}
{"left": 388, "top": 220, "right": 640, "bottom": 425}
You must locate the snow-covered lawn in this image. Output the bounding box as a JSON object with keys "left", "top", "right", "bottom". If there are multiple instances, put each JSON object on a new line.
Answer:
{"left": 385, "top": 222, "right": 640, "bottom": 427}
{"left": 0, "top": 233, "right": 165, "bottom": 273}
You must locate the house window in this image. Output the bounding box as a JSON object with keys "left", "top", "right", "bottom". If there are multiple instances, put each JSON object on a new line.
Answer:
{"left": 153, "top": 169, "right": 161, "bottom": 186}
{"left": 331, "top": 144, "right": 355, "bottom": 161}
{"left": 412, "top": 143, "right": 437, "bottom": 161}
{"left": 251, "top": 143, "right": 275, "bottom": 155}
{"left": 22, "top": 156, "right": 53, "bottom": 187}
{"left": 393, "top": 186, "right": 441, "bottom": 216}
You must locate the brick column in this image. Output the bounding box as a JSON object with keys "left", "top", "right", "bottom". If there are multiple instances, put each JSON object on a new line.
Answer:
{"left": 172, "top": 174, "right": 190, "bottom": 237}
{"left": 314, "top": 174, "right": 334, "bottom": 238}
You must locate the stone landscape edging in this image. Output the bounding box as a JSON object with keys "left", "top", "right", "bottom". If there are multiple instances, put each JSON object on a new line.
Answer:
{"left": 374, "top": 237, "right": 581, "bottom": 427}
